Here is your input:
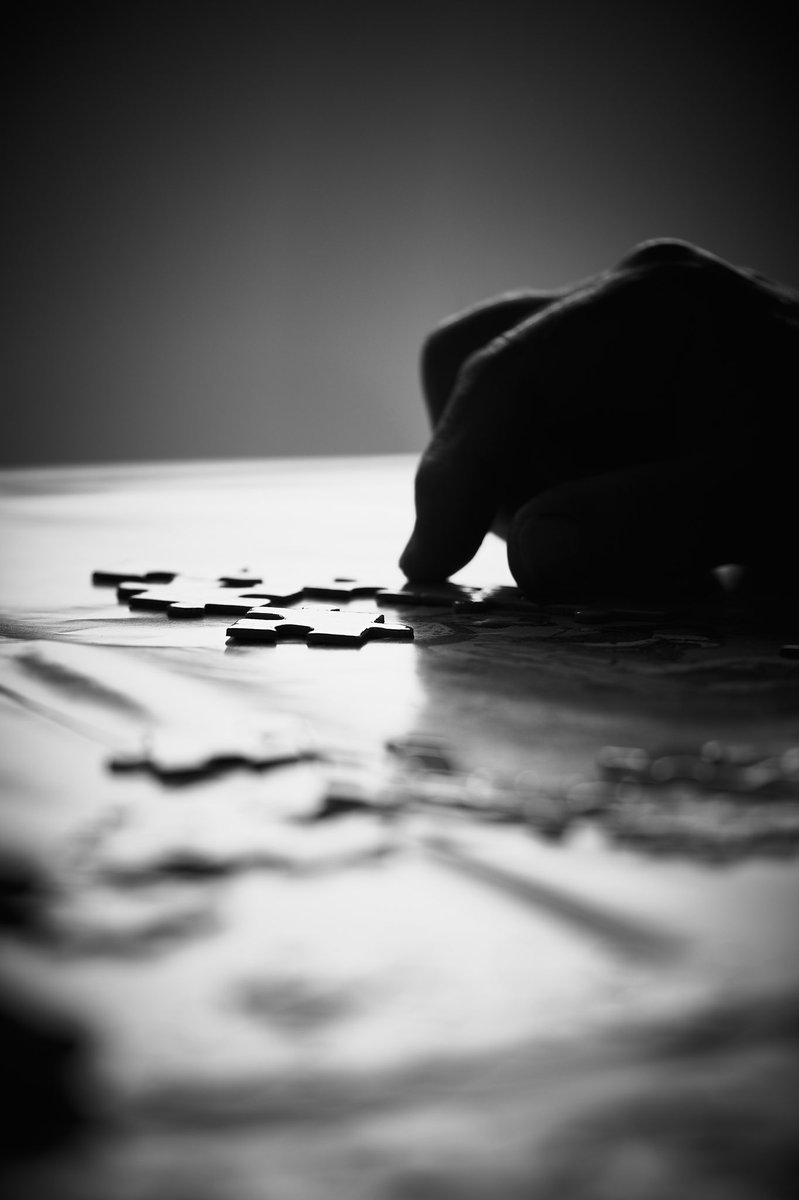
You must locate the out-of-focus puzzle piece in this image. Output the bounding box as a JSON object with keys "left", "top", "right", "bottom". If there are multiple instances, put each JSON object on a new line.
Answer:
{"left": 92, "top": 565, "right": 179, "bottom": 586}
{"left": 227, "top": 607, "right": 414, "bottom": 646}
{"left": 109, "top": 719, "right": 314, "bottom": 780}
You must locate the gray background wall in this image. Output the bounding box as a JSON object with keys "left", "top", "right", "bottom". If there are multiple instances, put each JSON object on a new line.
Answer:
{"left": 4, "top": 0, "right": 798, "bottom": 467}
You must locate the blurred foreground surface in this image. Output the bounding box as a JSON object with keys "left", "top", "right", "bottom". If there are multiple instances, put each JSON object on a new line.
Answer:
{"left": 1, "top": 455, "right": 798, "bottom": 1198}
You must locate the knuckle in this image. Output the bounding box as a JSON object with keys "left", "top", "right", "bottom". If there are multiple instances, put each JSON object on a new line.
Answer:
{"left": 619, "top": 237, "right": 707, "bottom": 269}
{"left": 612, "top": 240, "right": 751, "bottom": 314}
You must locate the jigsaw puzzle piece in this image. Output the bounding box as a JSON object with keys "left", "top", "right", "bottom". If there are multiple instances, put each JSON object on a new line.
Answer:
{"left": 109, "top": 719, "right": 313, "bottom": 779}
{"left": 216, "top": 576, "right": 307, "bottom": 603}
{"left": 305, "top": 612, "right": 392, "bottom": 646}
{"left": 116, "top": 581, "right": 151, "bottom": 601}
{"left": 125, "top": 585, "right": 198, "bottom": 611}
{"left": 226, "top": 607, "right": 412, "bottom": 646}
{"left": 92, "top": 564, "right": 179, "bottom": 586}
{"left": 202, "top": 590, "right": 277, "bottom": 614}
{"left": 361, "top": 621, "right": 414, "bottom": 643}
{"left": 239, "top": 583, "right": 307, "bottom": 603}
{"left": 376, "top": 581, "right": 479, "bottom": 607}
{"left": 215, "top": 571, "right": 265, "bottom": 588}
{"left": 224, "top": 608, "right": 318, "bottom": 644}
{"left": 222, "top": 620, "right": 280, "bottom": 644}
{"left": 166, "top": 602, "right": 207, "bottom": 619}
{"left": 302, "top": 576, "right": 386, "bottom": 600}
{"left": 126, "top": 585, "right": 263, "bottom": 616}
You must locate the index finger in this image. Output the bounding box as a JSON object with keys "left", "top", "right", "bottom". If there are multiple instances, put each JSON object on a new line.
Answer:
{"left": 400, "top": 283, "right": 600, "bottom": 582}
{"left": 421, "top": 291, "right": 558, "bottom": 428}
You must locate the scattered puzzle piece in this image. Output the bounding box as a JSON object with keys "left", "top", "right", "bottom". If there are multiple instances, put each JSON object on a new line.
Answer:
{"left": 376, "top": 581, "right": 480, "bottom": 606}
{"left": 216, "top": 576, "right": 306, "bottom": 602}
{"left": 302, "top": 575, "right": 386, "bottom": 599}
{"left": 386, "top": 735, "right": 459, "bottom": 772}
{"left": 127, "top": 585, "right": 264, "bottom": 615}
{"left": 603, "top": 786, "right": 799, "bottom": 861}
{"left": 109, "top": 720, "right": 314, "bottom": 779}
{"left": 166, "top": 601, "right": 207, "bottom": 619}
{"left": 227, "top": 608, "right": 413, "bottom": 646}
{"left": 92, "top": 565, "right": 178, "bottom": 586}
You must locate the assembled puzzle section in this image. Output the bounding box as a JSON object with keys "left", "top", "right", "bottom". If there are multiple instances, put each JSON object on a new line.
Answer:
{"left": 91, "top": 565, "right": 480, "bottom": 608}
{"left": 91, "top": 566, "right": 418, "bottom": 646}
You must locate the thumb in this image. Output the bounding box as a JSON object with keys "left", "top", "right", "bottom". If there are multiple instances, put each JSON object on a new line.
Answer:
{"left": 506, "top": 452, "right": 752, "bottom": 600}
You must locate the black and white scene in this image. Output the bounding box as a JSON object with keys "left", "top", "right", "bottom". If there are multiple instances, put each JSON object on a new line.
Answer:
{"left": 2, "top": 2, "right": 799, "bottom": 1196}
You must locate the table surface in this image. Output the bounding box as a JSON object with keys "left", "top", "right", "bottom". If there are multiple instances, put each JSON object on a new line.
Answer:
{"left": 1, "top": 455, "right": 798, "bottom": 1199}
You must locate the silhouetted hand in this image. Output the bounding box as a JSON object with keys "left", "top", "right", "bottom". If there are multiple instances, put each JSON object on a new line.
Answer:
{"left": 399, "top": 239, "right": 799, "bottom": 600}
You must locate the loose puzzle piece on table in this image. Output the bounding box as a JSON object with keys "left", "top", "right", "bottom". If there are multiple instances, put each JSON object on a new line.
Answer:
{"left": 227, "top": 608, "right": 414, "bottom": 646}
{"left": 109, "top": 719, "right": 316, "bottom": 779}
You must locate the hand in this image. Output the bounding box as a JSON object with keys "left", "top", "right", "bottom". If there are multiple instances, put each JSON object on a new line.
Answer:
{"left": 399, "top": 239, "right": 799, "bottom": 600}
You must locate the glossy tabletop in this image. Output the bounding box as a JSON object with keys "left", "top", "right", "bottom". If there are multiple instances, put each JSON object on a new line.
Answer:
{"left": 1, "top": 455, "right": 797, "bottom": 1199}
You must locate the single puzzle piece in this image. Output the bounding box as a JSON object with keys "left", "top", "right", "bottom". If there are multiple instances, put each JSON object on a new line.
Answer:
{"left": 166, "top": 601, "right": 207, "bottom": 619}
{"left": 385, "top": 734, "right": 459, "bottom": 773}
{"left": 375, "top": 581, "right": 480, "bottom": 607}
{"left": 109, "top": 720, "right": 313, "bottom": 779}
{"left": 214, "top": 576, "right": 306, "bottom": 602}
{"left": 302, "top": 575, "right": 387, "bottom": 600}
{"left": 92, "top": 564, "right": 179, "bottom": 586}
{"left": 602, "top": 786, "right": 799, "bottom": 862}
{"left": 127, "top": 585, "right": 265, "bottom": 615}
{"left": 227, "top": 607, "right": 413, "bottom": 646}
{"left": 215, "top": 571, "right": 266, "bottom": 588}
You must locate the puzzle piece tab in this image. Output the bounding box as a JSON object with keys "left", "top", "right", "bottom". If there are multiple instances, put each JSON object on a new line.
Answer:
{"left": 227, "top": 608, "right": 413, "bottom": 646}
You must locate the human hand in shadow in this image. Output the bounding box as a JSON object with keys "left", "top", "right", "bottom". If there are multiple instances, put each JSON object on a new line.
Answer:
{"left": 400, "top": 239, "right": 799, "bottom": 600}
